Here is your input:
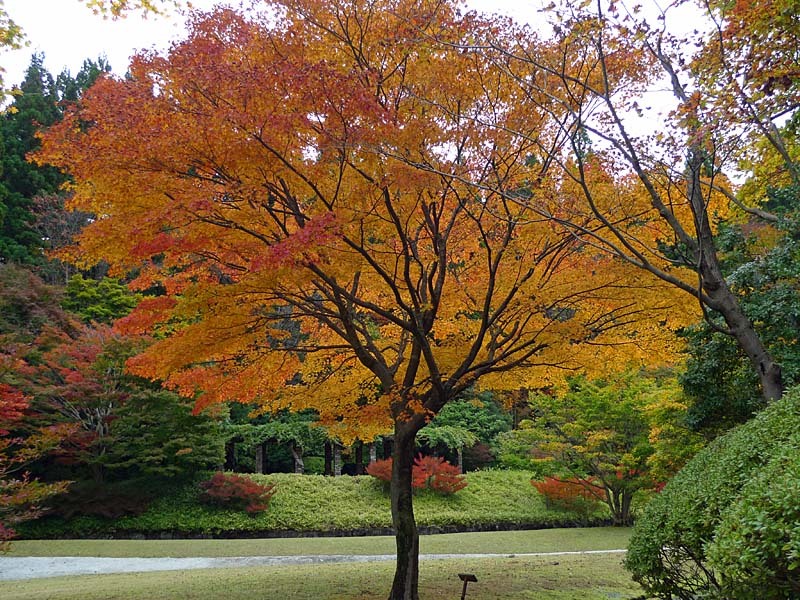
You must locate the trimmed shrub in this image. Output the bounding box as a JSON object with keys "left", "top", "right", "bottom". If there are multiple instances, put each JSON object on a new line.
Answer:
{"left": 199, "top": 472, "right": 276, "bottom": 514}
{"left": 412, "top": 455, "right": 467, "bottom": 494}
{"left": 49, "top": 480, "right": 158, "bottom": 519}
{"left": 18, "top": 470, "right": 605, "bottom": 538}
{"left": 365, "top": 458, "right": 392, "bottom": 484}
{"left": 706, "top": 444, "right": 800, "bottom": 599}
{"left": 365, "top": 455, "right": 467, "bottom": 494}
{"left": 625, "top": 387, "right": 800, "bottom": 599}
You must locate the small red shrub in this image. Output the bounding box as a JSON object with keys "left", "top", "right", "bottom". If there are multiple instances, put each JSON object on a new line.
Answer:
{"left": 199, "top": 472, "right": 276, "bottom": 514}
{"left": 532, "top": 476, "right": 602, "bottom": 512}
{"left": 366, "top": 455, "right": 467, "bottom": 495}
{"left": 365, "top": 457, "right": 393, "bottom": 483}
{"left": 413, "top": 454, "right": 467, "bottom": 494}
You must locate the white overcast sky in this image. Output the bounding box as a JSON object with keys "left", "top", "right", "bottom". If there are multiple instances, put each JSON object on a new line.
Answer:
{"left": 3, "top": 0, "right": 537, "bottom": 87}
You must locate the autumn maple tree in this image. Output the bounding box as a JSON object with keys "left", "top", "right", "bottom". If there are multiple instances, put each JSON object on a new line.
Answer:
{"left": 38, "top": 1, "right": 694, "bottom": 597}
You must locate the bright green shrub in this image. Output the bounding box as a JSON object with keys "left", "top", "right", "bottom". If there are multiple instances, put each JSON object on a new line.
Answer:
{"left": 625, "top": 387, "right": 800, "bottom": 599}
{"left": 303, "top": 456, "right": 325, "bottom": 475}
{"left": 706, "top": 443, "right": 800, "bottom": 599}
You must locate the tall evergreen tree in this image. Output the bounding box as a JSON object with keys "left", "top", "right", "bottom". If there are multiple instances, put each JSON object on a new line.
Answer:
{"left": 0, "top": 54, "right": 62, "bottom": 264}
{"left": 0, "top": 54, "right": 109, "bottom": 274}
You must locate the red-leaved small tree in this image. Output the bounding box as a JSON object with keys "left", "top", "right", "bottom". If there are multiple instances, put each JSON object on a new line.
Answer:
{"left": 532, "top": 476, "right": 603, "bottom": 514}
{"left": 199, "top": 472, "right": 276, "bottom": 514}
{"left": 365, "top": 457, "right": 394, "bottom": 484}
{"left": 1, "top": 372, "right": 71, "bottom": 551}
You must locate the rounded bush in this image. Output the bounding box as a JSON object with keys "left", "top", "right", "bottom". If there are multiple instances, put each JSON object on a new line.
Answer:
{"left": 625, "top": 387, "right": 800, "bottom": 599}
{"left": 706, "top": 442, "right": 800, "bottom": 599}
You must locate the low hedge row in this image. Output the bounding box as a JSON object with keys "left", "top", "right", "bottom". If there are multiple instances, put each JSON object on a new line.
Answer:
{"left": 19, "top": 470, "right": 608, "bottom": 539}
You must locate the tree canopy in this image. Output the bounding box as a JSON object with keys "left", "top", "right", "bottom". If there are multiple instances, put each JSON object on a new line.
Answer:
{"left": 39, "top": 1, "right": 689, "bottom": 430}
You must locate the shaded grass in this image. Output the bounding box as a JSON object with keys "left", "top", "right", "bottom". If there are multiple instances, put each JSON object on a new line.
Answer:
{"left": 20, "top": 470, "right": 606, "bottom": 538}
{"left": 2, "top": 553, "right": 643, "bottom": 599}
{"left": 9, "top": 526, "right": 631, "bottom": 557}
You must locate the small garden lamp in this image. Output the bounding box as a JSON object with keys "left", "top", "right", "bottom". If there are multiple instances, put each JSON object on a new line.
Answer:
{"left": 458, "top": 572, "right": 478, "bottom": 599}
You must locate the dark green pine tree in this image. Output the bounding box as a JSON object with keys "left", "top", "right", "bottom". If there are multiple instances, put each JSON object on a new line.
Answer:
{"left": 0, "top": 53, "right": 62, "bottom": 264}
{"left": 0, "top": 54, "right": 110, "bottom": 269}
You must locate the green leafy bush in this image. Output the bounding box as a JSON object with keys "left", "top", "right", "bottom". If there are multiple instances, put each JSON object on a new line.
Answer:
{"left": 199, "top": 473, "right": 276, "bottom": 514}
{"left": 706, "top": 444, "right": 800, "bottom": 599}
{"left": 625, "top": 386, "right": 800, "bottom": 599}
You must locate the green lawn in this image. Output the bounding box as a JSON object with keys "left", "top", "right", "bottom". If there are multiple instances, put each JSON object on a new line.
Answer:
{"left": 9, "top": 526, "right": 631, "bottom": 557}
{"left": 3, "top": 553, "right": 640, "bottom": 600}
{"left": 7, "top": 473, "right": 639, "bottom": 598}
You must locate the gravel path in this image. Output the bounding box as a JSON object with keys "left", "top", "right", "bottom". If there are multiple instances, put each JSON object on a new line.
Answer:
{"left": 0, "top": 550, "right": 626, "bottom": 581}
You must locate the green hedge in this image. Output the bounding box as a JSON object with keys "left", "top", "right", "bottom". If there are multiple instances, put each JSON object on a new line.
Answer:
{"left": 19, "top": 470, "right": 607, "bottom": 539}
{"left": 625, "top": 386, "right": 800, "bottom": 599}
{"left": 705, "top": 443, "right": 800, "bottom": 599}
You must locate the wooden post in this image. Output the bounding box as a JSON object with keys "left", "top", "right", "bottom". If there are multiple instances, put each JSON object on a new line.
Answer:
{"left": 224, "top": 440, "right": 237, "bottom": 471}
{"left": 368, "top": 442, "right": 377, "bottom": 464}
{"left": 291, "top": 443, "right": 305, "bottom": 474}
{"left": 459, "top": 573, "right": 477, "bottom": 599}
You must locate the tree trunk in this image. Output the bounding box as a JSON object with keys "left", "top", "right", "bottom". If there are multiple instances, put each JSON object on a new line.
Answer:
{"left": 383, "top": 436, "right": 393, "bottom": 460}
{"left": 324, "top": 441, "right": 333, "bottom": 476}
{"left": 290, "top": 443, "right": 304, "bottom": 474}
{"left": 457, "top": 447, "right": 464, "bottom": 474}
{"left": 606, "top": 487, "right": 634, "bottom": 526}
{"left": 620, "top": 491, "right": 633, "bottom": 526}
{"left": 333, "top": 443, "right": 342, "bottom": 476}
{"left": 719, "top": 299, "right": 782, "bottom": 400}
{"left": 90, "top": 462, "right": 105, "bottom": 484}
{"left": 685, "top": 150, "right": 784, "bottom": 402}
{"left": 355, "top": 441, "right": 364, "bottom": 475}
{"left": 389, "top": 423, "right": 420, "bottom": 600}
{"left": 255, "top": 443, "right": 266, "bottom": 474}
